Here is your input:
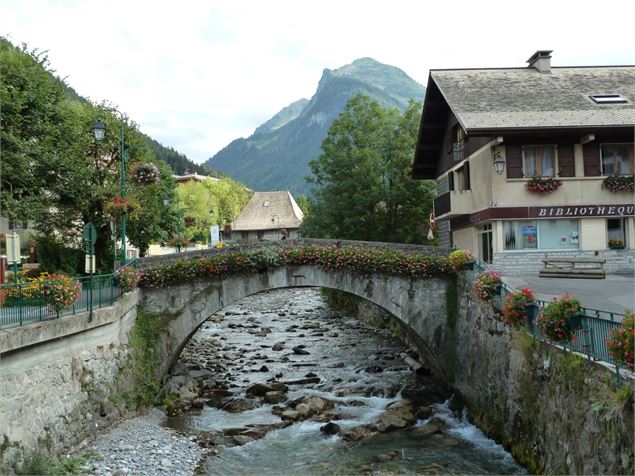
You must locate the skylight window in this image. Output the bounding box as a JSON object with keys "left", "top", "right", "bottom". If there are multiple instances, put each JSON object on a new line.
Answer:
{"left": 590, "top": 94, "right": 628, "bottom": 104}
{"left": 263, "top": 200, "right": 270, "bottom": 207}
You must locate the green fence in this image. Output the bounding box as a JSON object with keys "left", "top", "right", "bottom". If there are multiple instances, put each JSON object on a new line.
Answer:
{"left": 462, "top": 259, "right": 625, "bottom": 368}
{"left": 0, "top": 274, "right": 122, "bottom": 329}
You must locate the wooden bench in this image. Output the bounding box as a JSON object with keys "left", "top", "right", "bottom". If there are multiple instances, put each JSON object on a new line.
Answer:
{"left": 539, "top": 258, "right": 606, "bottom": 279}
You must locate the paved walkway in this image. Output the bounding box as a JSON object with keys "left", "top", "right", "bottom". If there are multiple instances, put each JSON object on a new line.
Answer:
{"left": 502, "top": 273, "right": 634, "bottom": 317}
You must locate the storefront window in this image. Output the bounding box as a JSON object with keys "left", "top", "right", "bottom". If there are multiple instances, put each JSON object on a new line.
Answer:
{"left": 503, "top": 220, "right": 579, "bottom": 250}
{"left": 607, "top": 218, "right": 626, "bottom": 243}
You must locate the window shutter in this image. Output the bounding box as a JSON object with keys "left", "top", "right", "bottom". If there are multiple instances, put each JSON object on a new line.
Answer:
{"left": 463, "top": 162, "right": 471, "bottom": 190}
{"left": 448, "top": 172, "right": 455, "bottom": 191}
{"left": 583, "top": 143, "right": 601, "bottom": 176}
{"left": 558, "top": 144, "right": 575, "bottom": 177}
{"left": 506, "top": 144, "right": 523, "bottom": 178}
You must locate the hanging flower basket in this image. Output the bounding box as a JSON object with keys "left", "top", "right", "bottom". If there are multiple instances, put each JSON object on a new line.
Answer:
{"left": 132, "top": 162, "right": 161, "bottom": 185}
{"left": 606, "top": 311, "right": 634, "bottom": 370}
{"left": 526, "top": 177, "right": 562, "bottom": 193}
{"left": 447, "top": 249, "right": 474, "bottom": 275}
{"left": 502, "top": 288, "right": 537, "bottom": 327}
{"left": 603, "top": 174, "right": 634, "bottom": 193}
{"left": 116, "top": 266, "right": 140, "bottom": 293}
{"left": 104, "top": 195, "right": 141, "bottom": 218}
{"left": 473, "top": 270, "right": 502, "bottom": 302}
{"left": 536, "top": 295, "right": 582, "bottom": 343}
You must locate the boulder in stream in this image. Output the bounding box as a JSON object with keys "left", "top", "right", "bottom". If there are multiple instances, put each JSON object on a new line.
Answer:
{"left": 376, "top": 399, "right": 416, "bottom": 432}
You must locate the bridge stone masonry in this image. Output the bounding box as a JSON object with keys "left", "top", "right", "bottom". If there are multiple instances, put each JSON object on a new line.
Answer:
{"left": 0, "top": 239, "right": 632, "bottom": 474}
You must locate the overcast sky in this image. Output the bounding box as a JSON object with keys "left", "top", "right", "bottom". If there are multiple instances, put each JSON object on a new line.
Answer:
{"left": 3, "top": 0, "right": 634, "bottom": 164}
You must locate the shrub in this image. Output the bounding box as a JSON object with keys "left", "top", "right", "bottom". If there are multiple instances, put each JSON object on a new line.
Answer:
{"left": 502, "top": 288, "right": 536, "bottom": 326}
{"left": 537, "top": 295, "right": 582, "bottom": 343}
{"left": 117, "top": 266, "right": 140, "bottom": 293}
{"left": 42, "top": 274, "right": 82, "bottom": 316}
{"left": 526, "top": 176, "right": 562, "bottom": 193}
{"left": 606, "top": 311, "right": 634, "bottom": 370}
{"left": 447, "top": 249, "right": 473, "bottom": 274}
{"left": 473, "top": 270, "right": 502, "bottom": 301}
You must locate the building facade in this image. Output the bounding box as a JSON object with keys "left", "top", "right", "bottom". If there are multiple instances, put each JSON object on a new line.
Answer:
{"left": 412, "top": 51, "right": 635, "bottom": 274}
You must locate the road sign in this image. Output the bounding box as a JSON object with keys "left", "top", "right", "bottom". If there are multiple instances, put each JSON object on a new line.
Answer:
{"left": 85, "top": 254, "right": 96, "bottom": 274}
{"left": 210, "top": 225, "right": 220, "bottom": 246}
{"left": 6, "top": 233, "right": 20, "bottom": 265}
{"left": 83, "top": 223, "right": 97, "bottom": 245}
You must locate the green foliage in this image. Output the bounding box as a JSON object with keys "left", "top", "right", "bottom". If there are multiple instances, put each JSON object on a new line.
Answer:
{"left": 34, "top": 234, "right": 83, "bottom": 275}
{"left": 15, "top": 448, "right": 101, "bottom": 476}
{"left": 303, "top": 95, "right": 435, "bottom": 244}
{"left": 0, "top": 37, "right": 183, "bottom": 267}
{"left": 174, "top": 178, "right": 251, "bottom": 244}
{"left": 447, "top": 249, "right": 473, "bottom": 274}
{"left": 139, "top": 245, "right": 451, "bottom": 288}
{"left": 143, "top": 134, "right": 221, "bottom": 176}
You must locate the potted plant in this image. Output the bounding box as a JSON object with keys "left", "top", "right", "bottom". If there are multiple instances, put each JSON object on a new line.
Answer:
{"left": 132, "top": 162, "right": 161, "bottom": 185}
{"left": 526, "top": 176, "right": 562, "bottom": 193}
{"left": 104, "top": 195, "right": 141, "bottom": 218}
{"left": 473, "top": 270, "right": 502, "bottom": 301}
{"left": 117, "top": 266, "right": 140, "bottom": 293}
{"left": 447, "top": 249, "right": 474, "bottom": 274}
{"left": 606, "top": 311, "right": 634, "bottom": 370}
{"left": 536, "top": 295, "right": 582, "bottom": 343}
{"left": 603, "top": 174, "right": 634, "bottom": 193}
{"left": 42, "top": 274, "right": 82, "bottom": 317}
{"left": 608, "top": 239, "right": 626, "bottom": 250}
{"left": 502, "top": 288, "right": 538, "bottom": 327}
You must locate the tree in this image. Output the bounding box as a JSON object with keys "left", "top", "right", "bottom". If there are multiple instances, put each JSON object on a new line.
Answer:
{"left": 303, "top": 95, "right": 435, "bottom": 244}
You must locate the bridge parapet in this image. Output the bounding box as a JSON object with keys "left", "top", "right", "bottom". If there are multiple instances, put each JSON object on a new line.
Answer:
{"left": 136, "top": 239, "right": 451, "bottom": 270}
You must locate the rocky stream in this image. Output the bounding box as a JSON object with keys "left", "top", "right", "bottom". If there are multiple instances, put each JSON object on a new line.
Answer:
{"left": 81, "top": 288, "right": 526, "bottom": 475}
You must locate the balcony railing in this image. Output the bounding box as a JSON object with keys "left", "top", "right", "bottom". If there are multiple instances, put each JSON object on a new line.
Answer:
{"left": 434, "top": 192, "right": 451, "bottom": 217}
{"left": 452, "top": 141, "right": 464, "bottom": 162}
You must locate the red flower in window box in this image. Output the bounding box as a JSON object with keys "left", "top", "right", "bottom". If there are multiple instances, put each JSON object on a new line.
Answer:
{"left": 526, "top": 177, "right": 562, "bottom": 193}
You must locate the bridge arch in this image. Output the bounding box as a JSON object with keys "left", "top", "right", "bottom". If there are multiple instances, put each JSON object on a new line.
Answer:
{"left": 140, "top": 265, "right": 450, "bottom": 376}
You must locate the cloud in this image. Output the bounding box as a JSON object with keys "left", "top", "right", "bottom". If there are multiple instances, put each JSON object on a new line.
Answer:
{"left": 2, "top": 0, "right": 634, "bottom": 164}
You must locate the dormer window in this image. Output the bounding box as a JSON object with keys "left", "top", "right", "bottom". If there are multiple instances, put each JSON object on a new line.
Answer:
{"left": 590, "top": 94, "right": 628, "bottom": 104}
{"left": 263, "top": 201, "right": 270, "bottom": 207}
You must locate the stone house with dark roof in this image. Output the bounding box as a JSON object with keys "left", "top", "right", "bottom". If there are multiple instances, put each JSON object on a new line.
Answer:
{"left": 230, "top": 191, "right": 304, "bottom": 241}
{"left": 412, "top": 51, "right": 635, "bottom": 274}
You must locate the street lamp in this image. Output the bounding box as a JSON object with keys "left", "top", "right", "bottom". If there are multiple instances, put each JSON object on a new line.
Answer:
{"left": 94, "top": 116, "right": 128, "bottom": 266}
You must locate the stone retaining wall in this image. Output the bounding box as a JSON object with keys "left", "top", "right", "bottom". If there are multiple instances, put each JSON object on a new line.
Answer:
{"left": 0, "top": 292, "right": 141, "bottom": 472}
{"left": 493, "top": 249, "right": 634, "bottom": 275}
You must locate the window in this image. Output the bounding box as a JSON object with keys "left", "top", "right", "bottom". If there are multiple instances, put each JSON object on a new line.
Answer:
{"left": 503, "top": 219, "right": 579, "bottom": 250}
{"left": 463, "top": 162, "right": 471, "bottom": 190}
{"left": 601, "top": 144, "right": 633, "bottom": 175}
{"left": 241, "top": 231, "right": 249, "bottom": 240}
{"left": 448, "top": 172, "right": 455, "bottom": 191}
{"left": 590, "top": 94, "right": 628, "bottom": 104}
{"left": 451, "top": 124, "right": 465, "bottom": 162}
{"left": 479, "top": 224, "right": 493, "bottom": 263}
{"left": 262, "top": 200, "right": 271, "bottom": 207}
{"left": 607, "top": 218, "right": 626, "bottom": 245}
{"left": 522, "top": 145, "right": 555, "bottom": 177}
{"left": 257, "top": 231, "right": 264, "bottom": 240}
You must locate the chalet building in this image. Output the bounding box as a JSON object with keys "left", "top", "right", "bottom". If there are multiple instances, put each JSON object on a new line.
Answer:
{"left": 230, "top": 191, "right": 303, "bottom": 242}
{"left": 412, "top": 51, "right": 635, "bottom": 274}
{"left": 173, "top": 172, "right": 220, "bottom": 184}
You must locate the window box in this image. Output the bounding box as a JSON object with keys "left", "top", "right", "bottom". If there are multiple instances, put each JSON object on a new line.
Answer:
{"left": 526, "top": 176, "right": 562, "bottom": 193}
{"left": 602, "top": 174, "right": 634, "bottom": 193}
{"left": 608, "top": 240, "right": 625, "bottom": 250}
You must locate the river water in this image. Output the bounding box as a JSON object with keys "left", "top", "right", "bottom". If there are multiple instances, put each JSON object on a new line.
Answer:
{"left": 163, "top": 288, "right": 526, "bottom": 475}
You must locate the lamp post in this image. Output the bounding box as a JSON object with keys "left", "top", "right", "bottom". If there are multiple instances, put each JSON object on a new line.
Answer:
{"left": 93, "top": 116, "right": 128, "bottom": 266}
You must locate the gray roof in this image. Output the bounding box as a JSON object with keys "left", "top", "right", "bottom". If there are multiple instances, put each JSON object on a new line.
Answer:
{"left": 231, "top": 191, "right": 304, "bottom": 231}
{"left": 431, "top": 66, "right": 635, "bottom": 130}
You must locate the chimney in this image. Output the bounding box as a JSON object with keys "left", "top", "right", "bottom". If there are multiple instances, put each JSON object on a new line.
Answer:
{"left": 526, "top": 50, "right": 553, "bottom": 73}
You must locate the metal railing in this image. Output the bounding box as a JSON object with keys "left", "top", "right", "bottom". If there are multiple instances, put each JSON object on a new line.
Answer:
{"left": 0, "top": 274, "right": 122, "bottom": 329}
{"left": 461, "top": 258, "right": 626, "bottom": 369}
